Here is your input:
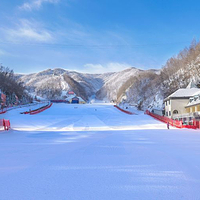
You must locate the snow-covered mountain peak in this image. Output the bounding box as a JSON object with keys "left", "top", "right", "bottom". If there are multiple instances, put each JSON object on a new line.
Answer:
{"left": 16, "top": 66, "right": 160, "bottom": 106}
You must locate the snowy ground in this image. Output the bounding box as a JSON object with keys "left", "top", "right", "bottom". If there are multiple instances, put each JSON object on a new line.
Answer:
{"left": 0, "top": 103, "right": 200, "bottom": 200}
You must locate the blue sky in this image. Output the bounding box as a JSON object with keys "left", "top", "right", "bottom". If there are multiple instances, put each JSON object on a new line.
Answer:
{"left": 0, "top": 0, "right": 200, "bottom": 74}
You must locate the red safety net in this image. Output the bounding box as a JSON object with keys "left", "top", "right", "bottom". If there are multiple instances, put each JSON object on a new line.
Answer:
{"left": 21, "top": 103, "right": 53, "bottom": 115}
{"left": 30, "top": 103, "right": 52, "bottom": 115}
{"left": 0, "top": 110, "right": 7, "bottom": 114}
{"left": 114, "top": 105, "right": 135, "bottom": 115}
{"left": 145, "top": 110, "right": 199, "bottom": 129}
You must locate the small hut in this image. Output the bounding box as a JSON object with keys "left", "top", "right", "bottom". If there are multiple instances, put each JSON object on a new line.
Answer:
{"left": 71, "top": 97, "right": 79, "bottom": 104}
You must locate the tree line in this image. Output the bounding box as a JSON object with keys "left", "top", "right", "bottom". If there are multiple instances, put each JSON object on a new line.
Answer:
{"left": 0, "top": 65, "right": 32, "bottom": 108}
{"left": 160, "top": 39, "right": 200, "bottom": 97}
{"left": 118, "top": 39, "right": 200, "bottom": 110}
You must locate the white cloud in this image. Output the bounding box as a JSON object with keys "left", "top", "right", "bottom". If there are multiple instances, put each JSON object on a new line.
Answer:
{"left": 81, "top": 63, "right": 134, "bottom": 74}
{"left": 5, "top": 19, "right": 53, "bottom": 42}
{"left": 19, "top": 0, "right": 59, "bottom": 11}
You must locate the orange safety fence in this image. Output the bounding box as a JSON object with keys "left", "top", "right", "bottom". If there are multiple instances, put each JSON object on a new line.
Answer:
{"left": 114, "top": 105, "right": 136, "bottom": 115}
{"left": 145, "top": 110, "right": 199, "bottom": 129}
{"left": 0, "top": 119, "right": 11, "bottom": 131}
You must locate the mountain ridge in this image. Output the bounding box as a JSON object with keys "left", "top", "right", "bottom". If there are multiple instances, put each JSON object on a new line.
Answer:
{"left": 16, "top": 67, "right": 159, "bottom": 103}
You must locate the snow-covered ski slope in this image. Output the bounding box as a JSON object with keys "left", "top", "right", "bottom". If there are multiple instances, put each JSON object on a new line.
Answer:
{"left": 1, "top": 103, "right": 200, "bottom": 200}
{"left": 4, "top": 103, "right": 169, "bottom": 131}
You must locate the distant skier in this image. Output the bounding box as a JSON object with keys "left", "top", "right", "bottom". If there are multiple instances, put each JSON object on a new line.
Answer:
{"left": 167, "top": 122, "right": 169, "bottom": 129}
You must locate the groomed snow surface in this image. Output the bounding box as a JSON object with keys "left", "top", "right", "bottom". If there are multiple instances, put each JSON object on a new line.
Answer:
{"left": 0, "top": 103, "right": 200, "bottom": 200}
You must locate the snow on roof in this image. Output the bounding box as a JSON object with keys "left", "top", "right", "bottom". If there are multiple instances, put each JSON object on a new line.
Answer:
{"left": 73, "top": 96, "right": 85, "bottom": 102}
{"left": 193, "top": 90, "right": 200, "bottom": 96}
{"left": 66, "top": 95, "right": 76, "bottom": 101}
{"left": 166, "top": 88, "right": 200, "bottom": 100}
{"left": 65, "top": 95, "right": 85, "bottom": 102}
{"left": 72, "top": 96, "right": 79, "bottom": 100}
{"left": 185, "top": 90, "right": 200, "bottom": 107}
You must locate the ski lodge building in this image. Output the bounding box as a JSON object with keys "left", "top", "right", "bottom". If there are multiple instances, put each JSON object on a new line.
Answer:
{"left": 71, "top": 97, "right": 79, "bottom": 104}
{"left": 164, "top": 88, "right": 200, "bottom": 118}
{"left": 66, "top": 95, "right": 86, "bottom": 104}
{"left": 164, "top": 87, "right": 200, "bottom": 122}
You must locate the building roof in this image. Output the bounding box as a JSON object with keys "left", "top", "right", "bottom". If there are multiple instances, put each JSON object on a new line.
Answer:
{"left": 193, "top": 90, "right": 200, "bottom": 96}
{"left": 164, "top": 88, "right": 200, "bottom": 101}
{"left": 78, "top": 97, "right": 85, "bottom": 102}
{"left": 66, "top": 95, "right": 76, "bottom": 101}
{"left": 185, "top": 91, "right": 200, "bottom": 108}
{"left": 66, "top": 95, "right": 85, "bottom": 102}
{"left": 72, "top": 96, "right": 79, "bottom": 100}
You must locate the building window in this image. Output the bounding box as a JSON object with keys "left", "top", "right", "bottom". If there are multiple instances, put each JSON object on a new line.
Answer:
{"left": 166, "top": 101, "right": 167, "bottom": 106}
{"left": 169, "top": 100, "right": 170, "bottom": 105}
{"left": 194, "top": 96, "right": 198, "bottom": 101}
{"left": 173, "top": 110, "right": 178, "bottom": 114}
{"left": 166, "top": 111, "right": 168, "bottom": 116}
{"left": 169, "top": 111, "right": 171, "bottom": 116}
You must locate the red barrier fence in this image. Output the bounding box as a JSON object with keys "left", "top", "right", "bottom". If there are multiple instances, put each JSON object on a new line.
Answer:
{"left": 21, "top": 103, "right": 52, "bottom": 115}
{"left": 30, "top": 103, "right": 52, "bottom": 115}
{"left": 1, "top": 102, "right": 43, "bottom": 114}
{"left": 145, "top": 110, "right": 199, "bottom": 129}
{"left": 0, "top": 110, "right": 7, "bottom": 114}
{"left": 194, "top": 120, "right": 200, "bottom": 129}
{"left": 0, "top": 119, "right": 11, "bottom": 131}
{"left": 114, "top": 105, "right": 135, "bottom": 115}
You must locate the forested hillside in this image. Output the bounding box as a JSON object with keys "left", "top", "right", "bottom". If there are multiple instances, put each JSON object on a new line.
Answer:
{"left": 0, "top": 65, "right": 31, "bottom": 107}
{"left": 17, "top": 68, "right": 113, "bottom": 101}
{"left": 160, "top": 39, "right": 200, "bottom": 97}
{"left": 121, "top": 39, "right": 200, "bottom": 110}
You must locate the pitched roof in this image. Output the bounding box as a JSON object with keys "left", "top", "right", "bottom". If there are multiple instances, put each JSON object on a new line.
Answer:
{"left": 165, "top": 88, "right": 200, "bottom": 100}
{"left": 66, "top": 95, "right": 85, "bottom": 102}
{"left": 193, "top": 90, "right": 200, "bottom": 96}
{"left": 72, "top": 96, "right": 79, "bottom": 100}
